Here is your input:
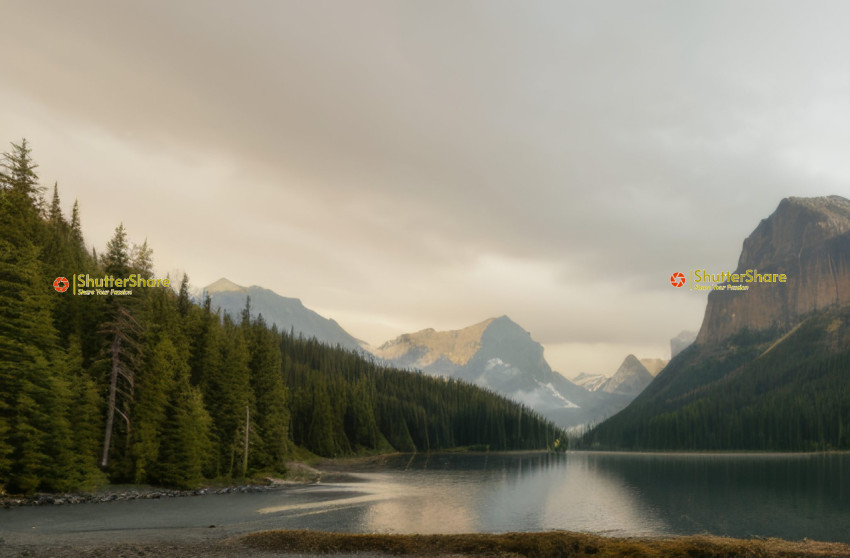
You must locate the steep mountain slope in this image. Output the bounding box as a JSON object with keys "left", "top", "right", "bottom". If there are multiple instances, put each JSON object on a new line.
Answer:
{"left": 376, "top": 316, "right": 629, "bottom": 429}
{"left": 205, "top": 278, "right": 363, "bottom": 352}
{"left": 585, "top": 306, "right": 850, "bottom": 450}
{"left": 598, "top": 355, "right": 654, "bottom": 396}
{"left": 584, "top": 196, "right": 850, "bottom": 451}
{"left": 670, "top": 331, "right": 697, "bottom": 358}
{"left": 639, "top": 358, "right": 668, "bottom": 376}
{"left": 574, "top": 357, "right": 663, "bottom": 391}
{"left": 572, "top": 372, "right": 608, "bottom": 391}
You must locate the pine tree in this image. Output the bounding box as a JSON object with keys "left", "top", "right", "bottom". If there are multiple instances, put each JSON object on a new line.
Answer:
{"left": 0, "top": 194, "right": 63, "bottom": 494}
{"left": 104, "top": 223, "right": 130, "bottom": 277}
{"left": 158, "top": 374, "right": 213, "bottom": 488}
{"left": 70, "top": 199, "right": 84, "bottom": 252}
{"left": 48, "top": 183, "right": 63, "bottom": 225}
{"left": 177, "top": 274, "right": 191, "bottom": 317}
{"left": 130, "top": 239, "right": 153, "bottom": 278}
{"left": 247, "top": 316, "right": 289, "bottom": 470}
{"left": 65, "top": 337, "right": 106, "bottom": 490}
{"left": 131, "top": 338, "right": 178, "bottom": 483}
{"left": 0, "top": 139, "right": 41, "bottom": 201}
{"left": 202, "top": 315, "right": 251, "bottom": 478}
{"left": 0, "top": 139, "right": 43, "bottom": 239}
{"left": 40, "top": 353, "right": 76, "bottom": 492}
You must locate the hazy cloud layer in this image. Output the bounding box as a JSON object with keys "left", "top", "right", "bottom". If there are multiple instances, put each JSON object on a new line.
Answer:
{"left": 3, "top": 1, "right": 849, "bottom": 375}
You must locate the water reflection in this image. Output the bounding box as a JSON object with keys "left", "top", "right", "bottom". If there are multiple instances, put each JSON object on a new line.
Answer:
{"left": 3, "top": 452, "right": 848, "bottom": 543}
{"left": 350, "top": 453, "right": 666, "bottom": 536}
{"left": 325, "top": 452, "right": 850, "bottom": 542}
{"left": 583, "top": 452, "right": 850, "bottom": 541}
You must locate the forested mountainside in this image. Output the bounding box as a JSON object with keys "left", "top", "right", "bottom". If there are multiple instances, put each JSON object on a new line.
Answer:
{"left": 0, "top": 140, "right": 563, "bottom": 495}
{"left": 583, "top": 196, "right": 850, "bottom": 451}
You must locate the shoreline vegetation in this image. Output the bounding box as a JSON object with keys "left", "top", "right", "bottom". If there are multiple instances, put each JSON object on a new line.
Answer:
{"left": 0, "top": 449, "right": 489, "bottom": 507}
{"left": 0, "top": 459, "right": 328, "bottom": 508}
{"left": 5, "top": 530, "right": 848, "bottom": 558}
{"left": 240, "top": 530, "right": 850, "bottom": 557}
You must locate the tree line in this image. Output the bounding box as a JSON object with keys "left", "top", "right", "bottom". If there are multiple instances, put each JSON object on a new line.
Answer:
{"left": 0, "top": 139, "right": 563, "bottom": 495}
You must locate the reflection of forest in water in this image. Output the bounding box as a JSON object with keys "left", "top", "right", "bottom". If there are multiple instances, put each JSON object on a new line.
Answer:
{"left": 578, "top": 452, "right": 850, "bottom": 542}
{"left": 369, "top": 452, "right": 850, "bottom": 542}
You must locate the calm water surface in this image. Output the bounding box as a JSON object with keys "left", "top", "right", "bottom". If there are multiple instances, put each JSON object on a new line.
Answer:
{"left": 2, "top": 452, "right": 848, "bottom": 544}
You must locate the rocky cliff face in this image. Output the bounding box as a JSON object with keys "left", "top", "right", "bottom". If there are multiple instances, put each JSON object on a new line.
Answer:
{"left": 697, "top": 196, "right": 850, "bottom": 345}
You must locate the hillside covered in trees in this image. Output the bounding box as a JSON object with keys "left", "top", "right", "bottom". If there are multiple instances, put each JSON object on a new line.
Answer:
{"left": 0, "top": 139, "right": 563, "bottom": 495}
{"left": 581, "top": 312, "right": 850, "bottom": 451}
{"left": 581, "top": 195, "right": 850, "bottom": 452}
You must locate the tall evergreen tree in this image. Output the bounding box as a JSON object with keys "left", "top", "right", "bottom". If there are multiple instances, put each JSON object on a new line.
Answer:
{"left": 131, "top": 338, "right": 178, "bottom": 483}
{"left": 177, "top": 274, "right": 191, "bottom": 317}
{"left": 130, "top": 239, "right": 153, "bottom": 278}
{"left": 48, "top": 183, "right": 63, "bottom": 225}
{"left": 247, "top": 317, "right": 289, "bottom": 470}
{"left": 104, "top": 223, "right": 130, "bottom": 277}
{"left": 0, "top": 193, "right": 63, "bottom": 494}
{"left": 0, "top": 139, "right": 41, "bottom": 201}
{"left": 201, "top": 315, "right": 251, "bottom": 478}
{"left": 64, "top": 337, "right": 106, "bottom": 490}
{"left": 70, "top": 199, "right": 84, "bottom": 251}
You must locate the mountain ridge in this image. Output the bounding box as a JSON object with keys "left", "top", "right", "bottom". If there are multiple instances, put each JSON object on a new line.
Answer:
{"left": 598, "top": 355, "right": 654, "bottom": 396}
{"left": 205, "top": 278, "right": 364, "bottom": 352}
{"left": 376, "top": 316, "right": 643, "bottom": 430}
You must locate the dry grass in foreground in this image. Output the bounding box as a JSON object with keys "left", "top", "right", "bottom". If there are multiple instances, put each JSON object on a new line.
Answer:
{"left": 242, "top": 530, "right": 850, "bottom": 557}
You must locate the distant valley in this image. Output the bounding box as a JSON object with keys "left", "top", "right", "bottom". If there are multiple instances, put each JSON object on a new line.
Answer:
{"left": 206, "top": 280, "right": 675, "bottom": 430}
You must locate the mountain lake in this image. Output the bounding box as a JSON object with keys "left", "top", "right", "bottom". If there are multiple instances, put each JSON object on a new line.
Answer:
{"left": 2, "top": 451, "right": 848, "bottom": 547}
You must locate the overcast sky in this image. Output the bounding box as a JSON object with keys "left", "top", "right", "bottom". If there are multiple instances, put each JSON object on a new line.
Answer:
{"left": 3, "top": 1, "right": 849, "bottom": 376}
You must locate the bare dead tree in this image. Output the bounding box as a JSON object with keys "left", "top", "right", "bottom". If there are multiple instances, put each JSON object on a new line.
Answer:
{"left": 100, "top": 304, "right": 142, "bottom": 469}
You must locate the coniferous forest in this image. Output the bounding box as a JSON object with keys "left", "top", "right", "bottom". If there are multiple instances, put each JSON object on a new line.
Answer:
{"left": 0, "top": 139, "right": 563, "bottom": 495}
{"left": 581, "top": 318, "right": 850, "bottom": 452}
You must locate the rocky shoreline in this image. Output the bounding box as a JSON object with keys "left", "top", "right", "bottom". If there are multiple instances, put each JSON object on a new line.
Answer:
{"left": 0, "top": 482, "right": 289, "bottom": 509}
{"left": 0, "top": 460, "right": 331, "bottom": 509}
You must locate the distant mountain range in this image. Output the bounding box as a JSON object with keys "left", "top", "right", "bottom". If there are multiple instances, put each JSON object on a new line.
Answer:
{"left": 205, "top": 278, "right": 364, "bottom": 352}
{"left": 202, "top": 270, "right": 610, "bottom": 432}
{"left": 373, "top": 316, "right": 632, "bottom": 429}
{"left": 597, "top": 355, "right": 654, "bottom": 397}
{"left": 585, "top": 195, "right": 850, "bottom": 451}
{"left": 205, "top": 278, "right": 666, "bottom": 430}
{"left": 573, "top": 355, "right": 668, "bottom": 392}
